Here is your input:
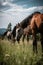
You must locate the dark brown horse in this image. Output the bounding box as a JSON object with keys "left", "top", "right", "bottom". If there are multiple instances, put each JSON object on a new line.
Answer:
{"left": 22, "top": 25, "right": 32, "bottom": 42}
{"left": 15, "top": 12, "right": 43, "bottom": 54}
{"left": 15, "top": 11, "right": 41, "bottom": 43}
{"left": 30, "top": 13, "right": 43, "bottom": 54}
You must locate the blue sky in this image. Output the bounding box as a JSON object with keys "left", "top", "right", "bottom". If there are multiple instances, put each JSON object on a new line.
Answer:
{"left": 0, "top": 0, "right": 43, "bottom": 29}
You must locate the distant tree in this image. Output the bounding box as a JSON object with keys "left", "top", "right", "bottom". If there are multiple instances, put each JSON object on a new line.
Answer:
{"left": 7, "top": 23, "right": 12, "bottom": 31}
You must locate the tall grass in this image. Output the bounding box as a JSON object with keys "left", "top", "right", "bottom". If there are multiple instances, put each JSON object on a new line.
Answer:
{"left": 0, "top": 39, "right": 43, "bottom": 65}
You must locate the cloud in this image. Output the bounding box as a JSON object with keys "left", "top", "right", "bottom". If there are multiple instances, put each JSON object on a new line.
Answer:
{"left": 2, "top": 2, "right": 9, "bottom": 6}
{"left": 1, "top": 1, "right": 43, "bottom": 12}
{"left": 0, "top": 2, "right": 43, "bottom": 28}
{"left": 3, "top": 2, "right": 43, "bottom": 12}
{"left": 35, "top": 6, "right": 43, "bottom": 11}
{"left": 5, "top": 7, "right": 36, "bottom": 12}
{"left": 3, "top": 4, "right": 43, "bottom": 17}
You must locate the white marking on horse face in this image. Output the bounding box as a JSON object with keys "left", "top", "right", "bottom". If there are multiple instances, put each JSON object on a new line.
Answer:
{"left": 7, "top": 31, "right": 11, "bottom": 36}
{"left": 15, "top": 28, "right": 20, "bottom": 40}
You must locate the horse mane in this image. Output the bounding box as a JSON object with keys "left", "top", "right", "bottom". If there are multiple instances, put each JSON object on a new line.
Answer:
{"left": 12, "top": 26, "right": 16, "bottom": 37}
{"left": 20, "top": 11, "right": 41, "bottom": 29}
{"left": 20, "top": 13, "right": 33, "bottom": 28}
{"left": 32, "top": 11, "right": 41, "bottom": 15}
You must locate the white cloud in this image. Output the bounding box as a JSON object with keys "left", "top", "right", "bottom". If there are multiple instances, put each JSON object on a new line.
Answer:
{"left": 2, "top": 2, "right": 8, "bottom": 6}
{"left": 1, "top": 1, "right": 43, "bottom": 13}
{"left": 3, "top": 4, "right": 43, "bottom": 18}
{"left": 0, "top": 2, "right": 43, "bottom": 28}
{"left": 34, "top": 6, "right": 43, "bottom": 11}
{"left": 2, "top": 2, "right": 43, "bottom": 12}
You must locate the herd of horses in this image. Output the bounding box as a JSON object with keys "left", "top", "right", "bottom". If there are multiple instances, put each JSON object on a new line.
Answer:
{"left": 2, "top": 11, "right": 43, "bottom": 55}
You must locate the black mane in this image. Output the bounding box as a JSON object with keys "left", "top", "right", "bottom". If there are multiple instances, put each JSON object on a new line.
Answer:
{"left": 12, "top": 26, "right": 16, "bottom": 37}
{"left": 20, "top": 11, "right": 41, "bottom": 29}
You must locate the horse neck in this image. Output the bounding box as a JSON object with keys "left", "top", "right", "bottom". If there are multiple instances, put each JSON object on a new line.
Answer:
{"left": 12, "top": 26, "right": 16, "bottom": 33}
{"left": 12, "top": 27, "right": 16, "bottom": 37}
{"left": 41, "top": 14, "right": 43, "bottom": 21}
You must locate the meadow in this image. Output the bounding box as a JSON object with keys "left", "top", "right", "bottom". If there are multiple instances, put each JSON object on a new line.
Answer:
{"left": 0, "top": 38, "right": 43, "bottom": 65}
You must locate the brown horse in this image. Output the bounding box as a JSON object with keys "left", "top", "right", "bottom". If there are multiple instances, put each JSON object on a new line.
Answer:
{"left": 15, "top": 12, "right": 41, "bottom": 43}
{"left": 22, "top": 25, "right": 32, "bottom": 42}
{"left": 30, "top": 13, "right": 43, "bottom": 54}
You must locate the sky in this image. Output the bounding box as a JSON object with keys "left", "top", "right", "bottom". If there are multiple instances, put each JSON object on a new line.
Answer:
{"left": 0, "top": 0, "right": 43, "bottom": 29}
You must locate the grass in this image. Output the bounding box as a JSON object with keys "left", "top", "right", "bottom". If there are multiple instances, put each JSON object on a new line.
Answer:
{"left": 0, "top": 39, "right": 43, "bottom": 65}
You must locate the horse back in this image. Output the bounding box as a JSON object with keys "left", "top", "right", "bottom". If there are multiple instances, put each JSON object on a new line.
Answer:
{"left": 31, "top": 14, "right": 43, "bottom": 29}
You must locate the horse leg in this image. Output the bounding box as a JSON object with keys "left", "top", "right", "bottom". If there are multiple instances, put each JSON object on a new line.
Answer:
{"left": 17, "top": 36, "right": 20, "bottom": 43}
{"left": 33, "top": 33, "right": 37, "bottom": 54}
{"left": 27, "top": 34, "right": 29, "bottom": 42}
{"left": 7, "top": 36, "right": 9, "bottom": 40}
{"left": 2, "top": 36, "right": 4, "bottom": 40}
{"left": 10, "top": 35, "right": 11, "bottom": 39}
{"left": 40, "top": 33, "right": 43, "bottom": 54}
{"left": 22, "top": 34, "right": 26, "bottom": 42}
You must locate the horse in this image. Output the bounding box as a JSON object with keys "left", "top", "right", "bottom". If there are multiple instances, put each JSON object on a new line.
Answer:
{"left": 22, "top": 25, "right": 32, "bottom": 42}
{"left": 15, "top": 11, "right": 41, "bottom": 43}
{"left": 2, "top": 30, "right": 12, "bottom": 40}
{"left": 6, "top": 31, "right": 12, "bottom": 40}
{"left": 11, "top": 23, "right": 22, "bottom": 42}
{"left": 29, "top": 13, "right": 43, "bottom": 54}
{"left": 11, "top": 26, "right": 16, "bottom": 38}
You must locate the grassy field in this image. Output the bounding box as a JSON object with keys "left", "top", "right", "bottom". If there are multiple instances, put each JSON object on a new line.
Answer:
{"left": 0, "top": 39, "right": 43, "bottom": 65}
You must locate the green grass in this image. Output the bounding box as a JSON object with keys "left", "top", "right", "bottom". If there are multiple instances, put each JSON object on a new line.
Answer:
{"left": 0, "top": 39, "right": 43, "bottom": 65}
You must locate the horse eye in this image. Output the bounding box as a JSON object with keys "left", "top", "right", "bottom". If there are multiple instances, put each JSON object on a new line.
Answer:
{"left": 18, "top": 29, "right": 20, "bottom": 32}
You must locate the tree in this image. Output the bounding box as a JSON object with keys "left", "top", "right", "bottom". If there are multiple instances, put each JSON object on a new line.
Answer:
{"left": 7, "top": 23, "right": 12, "bottom": 31}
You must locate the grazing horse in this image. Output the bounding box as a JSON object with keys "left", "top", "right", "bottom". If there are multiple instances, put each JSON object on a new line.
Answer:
{"left": 22, "top": 25, "right": 32, "bottom": 42}
{"left": 15, "top": 11, "right": 41, "bottom": 42}
{"left": 15, "top": 23, "right": 23, "bottom": 43}
{"left": 2, "top": 31, "right": 8, "bottom": 39}
{"left": 2, "top": 30, "right": 11, "bottom": 40}
{"left": 30, "top": 13, "right": 43, "bottom": 54}
{"left": 6, "top": 31, "right": 12, "bottom": 40}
